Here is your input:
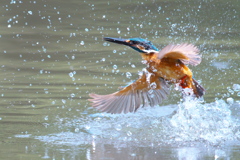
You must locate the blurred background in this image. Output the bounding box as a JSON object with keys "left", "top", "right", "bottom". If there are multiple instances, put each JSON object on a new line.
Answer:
{"left": 0, "top": 0, "right": 239, "bottom": 159}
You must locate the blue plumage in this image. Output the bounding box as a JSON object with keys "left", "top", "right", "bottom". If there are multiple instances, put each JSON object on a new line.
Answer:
{"left": 104, "top": 37, "right": 158, "bottom": 53}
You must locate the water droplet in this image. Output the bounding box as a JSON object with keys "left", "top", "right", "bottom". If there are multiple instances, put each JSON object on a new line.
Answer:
{"left": 28, "top": 11, "right": 33, "bottom": 15}
{"left": 70, "top": 93, "right": 75, "bottom": 98}
{"left": 75, "top": 128, "right": 79, "bottom": 132}
{"left": 113, "top": 65, "right": 117, "bottom": 69}
{"left": 228, "top": 88, "right": 234, "bottom": 94}
{"left": 150, "top": 82, "right": 157, "bottom": 89}
{"left": 131, "top": 64, "right": 136, "bottom": 68}
{"left": 233, "top": 84, "right": 240, "bottom": 92}
{"left": 69, "top": 72, "right": 74, "bottom": 77}
{"left": 103, "top": 42, "right": 108, "bottom": 46}
{"left": 115, "top": 124, "right": 122, "bottom": 131}
{"left": 130, "top": 153, "right": 136, "bottom": 157}
{"left": 171, "top": 23, "right": 177, "bottom": 28}
{"left": 126, "top": 72, "right": 132, "bottom": 78}
{"left": 44, "top": 116, "right": 48, "bottom": 120}
{"left": 141, "top": 60, "right": 147, "bottom": 64}
{"left": 10, "top": 0, "right": 16, "bottom": 4}
{"left": 237, "top": 92, "right": 240, "bottom": 97}
{"left": 85, "top": 28, "right": 89, "bottom": 32}
{"left": 226, "top": 97, "right": 234, "bottom": 105}
{"left": 80, "top": 41, "right": 84, "bottom": 45}
{"left": 127, "top": 131, "right": 132, "bottom": 136}
{"left": 62, "top": 99, "right": 66, "bottom": 104}
{"left": 7, "top": 18, "right": 12, "bottom": 23}
{"left": 85, "top": 125, "right": 90, "bottom": 130}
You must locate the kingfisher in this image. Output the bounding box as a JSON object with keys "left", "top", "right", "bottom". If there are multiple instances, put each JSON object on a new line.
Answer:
{"left": 89, "top": 37, "right": 205, "bottom": 114}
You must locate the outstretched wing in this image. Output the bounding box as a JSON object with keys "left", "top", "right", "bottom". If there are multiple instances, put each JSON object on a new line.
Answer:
{"left": 157, "top": 43, "right": 201, "bottom": 66}
{"left": 88, "top": 73, "right": 169, "bottom": 114}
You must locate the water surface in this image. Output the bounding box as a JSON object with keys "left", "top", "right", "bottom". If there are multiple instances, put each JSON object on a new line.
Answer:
{"left": 0, "top": 0, "right": 240, "bottom": 159}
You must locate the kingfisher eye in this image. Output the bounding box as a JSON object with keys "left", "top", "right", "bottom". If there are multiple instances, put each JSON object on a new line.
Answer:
{"left": 130, "top": 41, "right": 139, "bottom": 45}
{"left": 139, "top": 42, "right": 150, "bottom": 50}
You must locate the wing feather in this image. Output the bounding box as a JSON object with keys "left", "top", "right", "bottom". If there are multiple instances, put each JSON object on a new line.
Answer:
{"left": 88, "top": 73, "right": 169, "bottom": 114}
{"left": 154, "top": 90, "right": 163, "bottom": 104}
{"left": 107, "top": 94, "right": 125, "bottom": 113}
{"left": 114, "top": 95, "right": 126, "bottom": 114}
{"left": 157, "top": 43, "right": 201, "bottom": 66}
{"left": 124, "top": 93, "right": 133, "bottom": 113}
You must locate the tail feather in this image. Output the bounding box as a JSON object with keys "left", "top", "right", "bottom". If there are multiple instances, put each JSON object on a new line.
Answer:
{"left": 192, "top": 78, "right": 205, "bottom": 97}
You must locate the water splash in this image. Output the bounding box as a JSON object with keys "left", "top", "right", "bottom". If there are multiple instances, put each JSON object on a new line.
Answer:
{"left": 35, "top": 97, "right": 240, "bottom": 147}
{"left": 169, "top": 97, "right": 239, "bottom": 144}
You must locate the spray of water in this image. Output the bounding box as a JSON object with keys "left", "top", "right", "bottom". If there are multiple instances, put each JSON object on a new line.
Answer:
{"left": 35, "top": 94, "right": 240, "bottom": 147}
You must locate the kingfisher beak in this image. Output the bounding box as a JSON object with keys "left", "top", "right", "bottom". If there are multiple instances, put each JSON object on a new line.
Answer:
{"left": 104, "top": 37, "right": 131, "bottom": 46}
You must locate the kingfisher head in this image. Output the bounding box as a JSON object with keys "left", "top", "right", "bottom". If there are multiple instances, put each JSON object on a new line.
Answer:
{"left": 104, "top": 37, "right": 159, "bottom": 54}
